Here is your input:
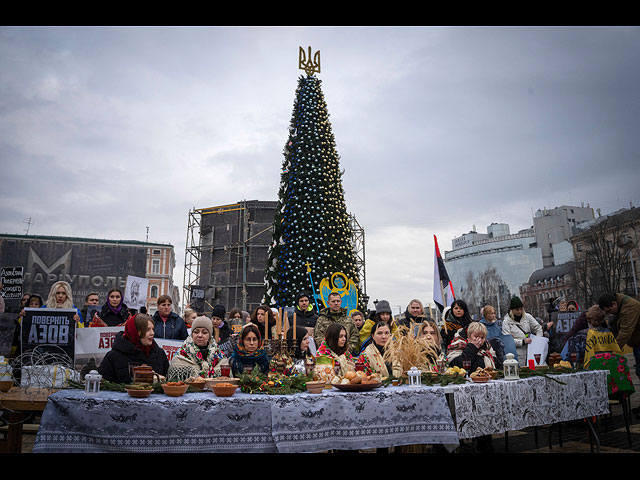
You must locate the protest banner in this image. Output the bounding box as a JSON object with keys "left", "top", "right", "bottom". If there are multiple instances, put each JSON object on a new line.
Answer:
{"left": 21, "top": 307, "right": 76, "bottom": 361}
{"left": 1, "top": 266, "right": 24, "bottom": 311}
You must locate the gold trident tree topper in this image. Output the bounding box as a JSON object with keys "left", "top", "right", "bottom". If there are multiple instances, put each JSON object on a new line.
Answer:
{"left": 299, "top": 46, "right": 321, "bottom": 76}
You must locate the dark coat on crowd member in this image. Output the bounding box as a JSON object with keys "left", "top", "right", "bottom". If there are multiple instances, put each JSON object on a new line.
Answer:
{"left": 98, "top": 302, "right": 131, "bottom": 327}
{"left": 152, "top": 311, "right": 188, "bottom": 340}
{"left": 98, "top": 331, "right": 169, "bottom": 384}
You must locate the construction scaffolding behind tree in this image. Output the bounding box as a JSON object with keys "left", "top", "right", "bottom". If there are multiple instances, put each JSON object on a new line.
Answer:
{"left": 183, "top": 200, "right": 367, "bottom": 315}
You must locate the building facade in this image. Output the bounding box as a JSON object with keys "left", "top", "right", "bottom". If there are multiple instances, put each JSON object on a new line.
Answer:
{"left": 0, "top": 233, "right": 175, "bottom": 314}
{"left": 519, "top": 263, "right": 576, "bottom": 319}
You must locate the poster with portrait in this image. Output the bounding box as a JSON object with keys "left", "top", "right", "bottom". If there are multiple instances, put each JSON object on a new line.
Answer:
{"left": 124, "top": 275, "right": 148, "bottom": 310}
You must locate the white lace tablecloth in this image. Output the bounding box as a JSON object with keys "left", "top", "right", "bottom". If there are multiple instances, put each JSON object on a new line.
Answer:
{"left": 33, "top": 384, "right": 458, "bottom": 453}
{"left": 449, "top": 370, "right": 610, "bottom": 439}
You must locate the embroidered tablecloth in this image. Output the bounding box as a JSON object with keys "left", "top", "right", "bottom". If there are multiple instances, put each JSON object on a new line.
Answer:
{"left": 450, "top": 370, "right": 610, "bottom": 439}
{"left": 33, "top": 385, "right": 458, "bottom": 453}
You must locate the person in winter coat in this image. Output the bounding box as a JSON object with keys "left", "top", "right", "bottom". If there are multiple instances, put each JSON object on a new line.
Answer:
{"left": 316, "top": 323, "right": 356, "bottom": 376}
{"left": 93, "top": 289, "right": 130, "bottom": 327}
{"left": 294, "top": 291, "right": 319, "bottom": 336}
{"left": 357, "top": 321, "right": 402, "bottom": 379}
{"left": 397, "top": 299, "right": 426, "bottom": 331}
{"left": 152, "top": 295, "right": 188, "bottom": 340}
{"left": 210, "top": 304, "right": 232, "bottom": 346}
{"left": 358, "top": 299, "right": 398, "bottom": 350}
{"left": 229, "top": 323, "right": 270, "bottom": 376}
{"left": 447, "top": 322, "right": 496, "bottom": 371}
{"left": 170, "top": 315, "right": 224, "bottom": 378}
{"left": 501, "top": 296, "right": 543, "bottom": 366}
{"left": 479, "top": 304, "right": 517, "bottom": 368}
{"left": 314, "top": 292, "right": 359, "bottom": 356}
{"left": 440, "top": 299, "right": 473, "bottom": 351}
{"left": 98, "top": 313, "right": 169, "bottom": 384}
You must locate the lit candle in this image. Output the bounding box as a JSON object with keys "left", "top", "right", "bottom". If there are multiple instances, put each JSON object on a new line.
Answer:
{"left": 293, "top": 312, "right": 297, "bottom": 339}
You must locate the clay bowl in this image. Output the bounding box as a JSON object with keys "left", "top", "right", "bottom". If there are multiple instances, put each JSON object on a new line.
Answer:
{"left": 125, "top": 387, "right": 153, "bottom": 398}
{"left": 162, "top": 382, "right": 189, "bottom": 397}
{"left": 212, "top": 383, "right": 238, "bottom": 397}
{"left": 306, "top": 381, "right": 325, "bottom": 394}
{"left": 185, "top": 379, "right": 207, "bottom": 391}
{"left": 205, "top": 377, "right": 239, "bottom": 390}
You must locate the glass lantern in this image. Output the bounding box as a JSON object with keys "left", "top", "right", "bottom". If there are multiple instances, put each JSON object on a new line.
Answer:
{"left": 84, "top": 370, "right": 102, "bottom": 396}
{"left": 407, "top": 367, "right": 422, "bottom": 386}
{"left": 503, "top": 353, "right": 519, "bottom": 380}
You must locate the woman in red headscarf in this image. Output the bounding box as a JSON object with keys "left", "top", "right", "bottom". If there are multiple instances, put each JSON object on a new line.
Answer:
{"left": 98, "top": 313, "right": 169, "bottom": 384}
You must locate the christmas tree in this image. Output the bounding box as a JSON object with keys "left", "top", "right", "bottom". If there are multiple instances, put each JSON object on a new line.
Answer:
{"left": 263, "top": 49, "right": 359, "bottom": 309}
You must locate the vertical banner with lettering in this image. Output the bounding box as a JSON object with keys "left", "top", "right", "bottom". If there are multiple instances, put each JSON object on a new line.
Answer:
{"left": 1, "top": 266, "right": 24, "bottom": 310}
{"left": 124, "top": 275, "right": 149, "bottom": 310}
{"left": 190, "top": 285, "right": 205, "bottom": 313}
{"left": 550, "top": 311, "right": 582, "bottom": 353}
{"left": 22, "top": 308, "right": 76, "bottom": 361}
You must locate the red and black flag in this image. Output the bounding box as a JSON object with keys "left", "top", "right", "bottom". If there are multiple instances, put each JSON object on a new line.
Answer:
{"left": 433, "top": 234, "right": 455, "bottom": 313}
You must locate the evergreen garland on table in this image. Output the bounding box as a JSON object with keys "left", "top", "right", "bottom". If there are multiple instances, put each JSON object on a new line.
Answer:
{"left": 263, "top": 73, "right": 360, "bottom": 308}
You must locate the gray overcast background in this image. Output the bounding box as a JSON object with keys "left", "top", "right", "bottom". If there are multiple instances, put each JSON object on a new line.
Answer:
{"left": 1, "top": 26, "right": 639, "bottom": 313}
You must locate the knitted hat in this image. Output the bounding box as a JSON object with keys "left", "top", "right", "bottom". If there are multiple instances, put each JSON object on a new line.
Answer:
{"left": 211, "top": 304, "right": 226, "bottom": 320}
{"left": 375, "top": 300, "right": 392, "bottom": 315}
{"left": 191, "top": 315, "right": 213, "bottom": 336}
{"left": 509, "top": 296, "right": 524, "bottom": 310}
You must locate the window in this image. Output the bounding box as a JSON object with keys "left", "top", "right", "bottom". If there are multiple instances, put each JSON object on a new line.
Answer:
{"left": 150, "top": 285, "right": 158, "bottom": 298}
{"left": 152, "top": 259, "right": 160, "bottom": 274}
{"left": 152, "top": 249, "right": 161, "bottom": 255}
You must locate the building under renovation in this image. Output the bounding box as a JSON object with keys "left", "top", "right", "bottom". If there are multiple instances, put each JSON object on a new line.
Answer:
{"left": 183, "top": 200, "right": 366, "bottom": 315}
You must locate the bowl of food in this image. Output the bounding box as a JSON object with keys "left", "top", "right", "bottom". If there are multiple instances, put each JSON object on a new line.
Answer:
{"left": 185, "top": 376, "right": 207, "bottom": 390}
{"left": 205, "top": 376, "right": 239, "bottom": 390}
{"left": 470, "top": 368, "right": 492, "bottom": 383}
{"left": 125, "top": 383, "right": 153, "bottom": 398}
{"left": 305, "top": 381, "right": 325, "bottom": 394}
{"left": 161, "top": 381, "right": 189, "bottom": 397}
{"left": 212, "top": 382, "right": 238, "bottom": 397}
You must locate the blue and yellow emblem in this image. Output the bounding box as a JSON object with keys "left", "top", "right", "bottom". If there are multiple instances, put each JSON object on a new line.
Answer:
{"left": 319, "top": 272, "right": 359, "bottom": 316}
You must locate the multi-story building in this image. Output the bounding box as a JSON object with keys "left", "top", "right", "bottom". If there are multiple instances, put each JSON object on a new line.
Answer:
{"left": 533, "top": 205, "right": 595, "bottom": 267}
{"left": 0, "top": 233, "right": 175, "bottom": 314}
{"left": 444, "top": 223, "right": 543, "bottom": 317}
{"left": 519, "top": 263, "right": 576, "bottom": 319}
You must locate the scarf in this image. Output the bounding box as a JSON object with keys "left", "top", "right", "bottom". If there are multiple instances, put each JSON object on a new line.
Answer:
{"left": 123, "top": 315, "right": 152, "bottom": 357}
{"left": 177, "top": 335, "right": 223, "bottom": 377}
{"left": 107, "top": 300, "right": 124, "bottom": 316}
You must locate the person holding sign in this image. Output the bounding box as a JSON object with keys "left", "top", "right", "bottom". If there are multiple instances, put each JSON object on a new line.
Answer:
{"left": 98, "top": 313, "right": 169, "bottom": 384}
{"left": 501, "top": 296, "right": 543, "bottom": 366}
{"left": 92, "top": 289, "right": 130, "bottom": 327}
{"left": 44, "top": 281, "right": 84, "bottom": 328}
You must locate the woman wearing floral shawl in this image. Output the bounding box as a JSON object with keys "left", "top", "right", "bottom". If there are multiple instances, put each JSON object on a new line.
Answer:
{"left": 170, "top": 316, "right": 224, "bottom": 378}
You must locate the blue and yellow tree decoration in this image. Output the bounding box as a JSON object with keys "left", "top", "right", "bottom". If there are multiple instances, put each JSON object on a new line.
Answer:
{"left": 263, "top": 47, "right": 360, "bottom": 309}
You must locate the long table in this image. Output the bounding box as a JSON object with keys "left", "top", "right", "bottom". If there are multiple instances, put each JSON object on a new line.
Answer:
{"left": 447, "top": 370, "right": 610, "bottom": 440}
{"left": 32, "top": 384, "right": 459, "bottom": 453}
{"left": 31, "top": 370, "right": 610, "bottom": 453}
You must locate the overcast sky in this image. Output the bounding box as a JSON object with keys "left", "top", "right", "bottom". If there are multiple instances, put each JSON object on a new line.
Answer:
{"left": 1, "top": 26, "right": 639, "bottom": 314}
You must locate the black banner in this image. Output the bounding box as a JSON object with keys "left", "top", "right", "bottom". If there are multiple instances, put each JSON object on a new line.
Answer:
{"left": 21, "top": 308, "right": 76, "bottom": 361}
{"left": 550, "top": 311, "right": 581, "bottom": 334}
{"left": 190, "top": 285, "right": 206, "bottom": 313}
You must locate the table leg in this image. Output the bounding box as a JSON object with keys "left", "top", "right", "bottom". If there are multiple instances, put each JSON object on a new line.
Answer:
{"left": 7, "top": 411, "right": 24, "bottom": 454}
{"left": 585, "top": 417, "right": 600, "bottom": 454}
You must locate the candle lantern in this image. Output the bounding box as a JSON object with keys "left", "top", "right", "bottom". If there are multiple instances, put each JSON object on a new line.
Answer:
{"left": 84, "top": 370, "right": 102, "bottom": 396}
{"left": 503, "top": 353, "right": 520, "bottom": 380}
{"left": 407, "top": 367, "right": 422, "bottom": 387}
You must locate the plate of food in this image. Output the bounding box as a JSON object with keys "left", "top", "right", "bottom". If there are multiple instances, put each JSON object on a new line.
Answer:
{"left": 332, "top": 381, "right": 382, "bottom": 392}
{"left": 330, "top": 371, "right": 382, "bottom": 391}
{"left": 125, "top": 383, "right": 153, "bottom": 398}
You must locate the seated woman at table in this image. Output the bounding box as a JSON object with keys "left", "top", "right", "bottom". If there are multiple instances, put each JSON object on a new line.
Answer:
{"left": 98, "top": 313, "right": 169, "bottom": 384}
{"left": 229, "top": 323, "right": 270, "bottom": 376}
{"left": 316, "top": 323, "right": 355, "bottom": 376}
{"left": 447, "top": 322, "right": 496, "bottom": 372}
{"left": 170, "top": 315, "right": 225, "bottom": 378}
{"left": 357, "top": 321, "right": 402, "bottom": 379}
{"left": 286, "top": 325, "right": 314, "bottom": 362}
{"left": 417, "top": 319, "right": 444, "bottom": 366}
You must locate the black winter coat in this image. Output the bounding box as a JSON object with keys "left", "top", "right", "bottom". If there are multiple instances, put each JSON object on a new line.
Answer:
{"left": 98, "top": 332, "right": 169, "bottom": 384}
{"left": 152, "top": 311, "right": 188, "bottom": 340}
{"left": 98, "top": 303, "right": 130, "bottom": 327}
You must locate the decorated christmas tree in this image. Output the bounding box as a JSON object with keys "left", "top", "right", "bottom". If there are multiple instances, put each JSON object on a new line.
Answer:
{"left": 263, "top": 47, "right": 360, "bottom": 309}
